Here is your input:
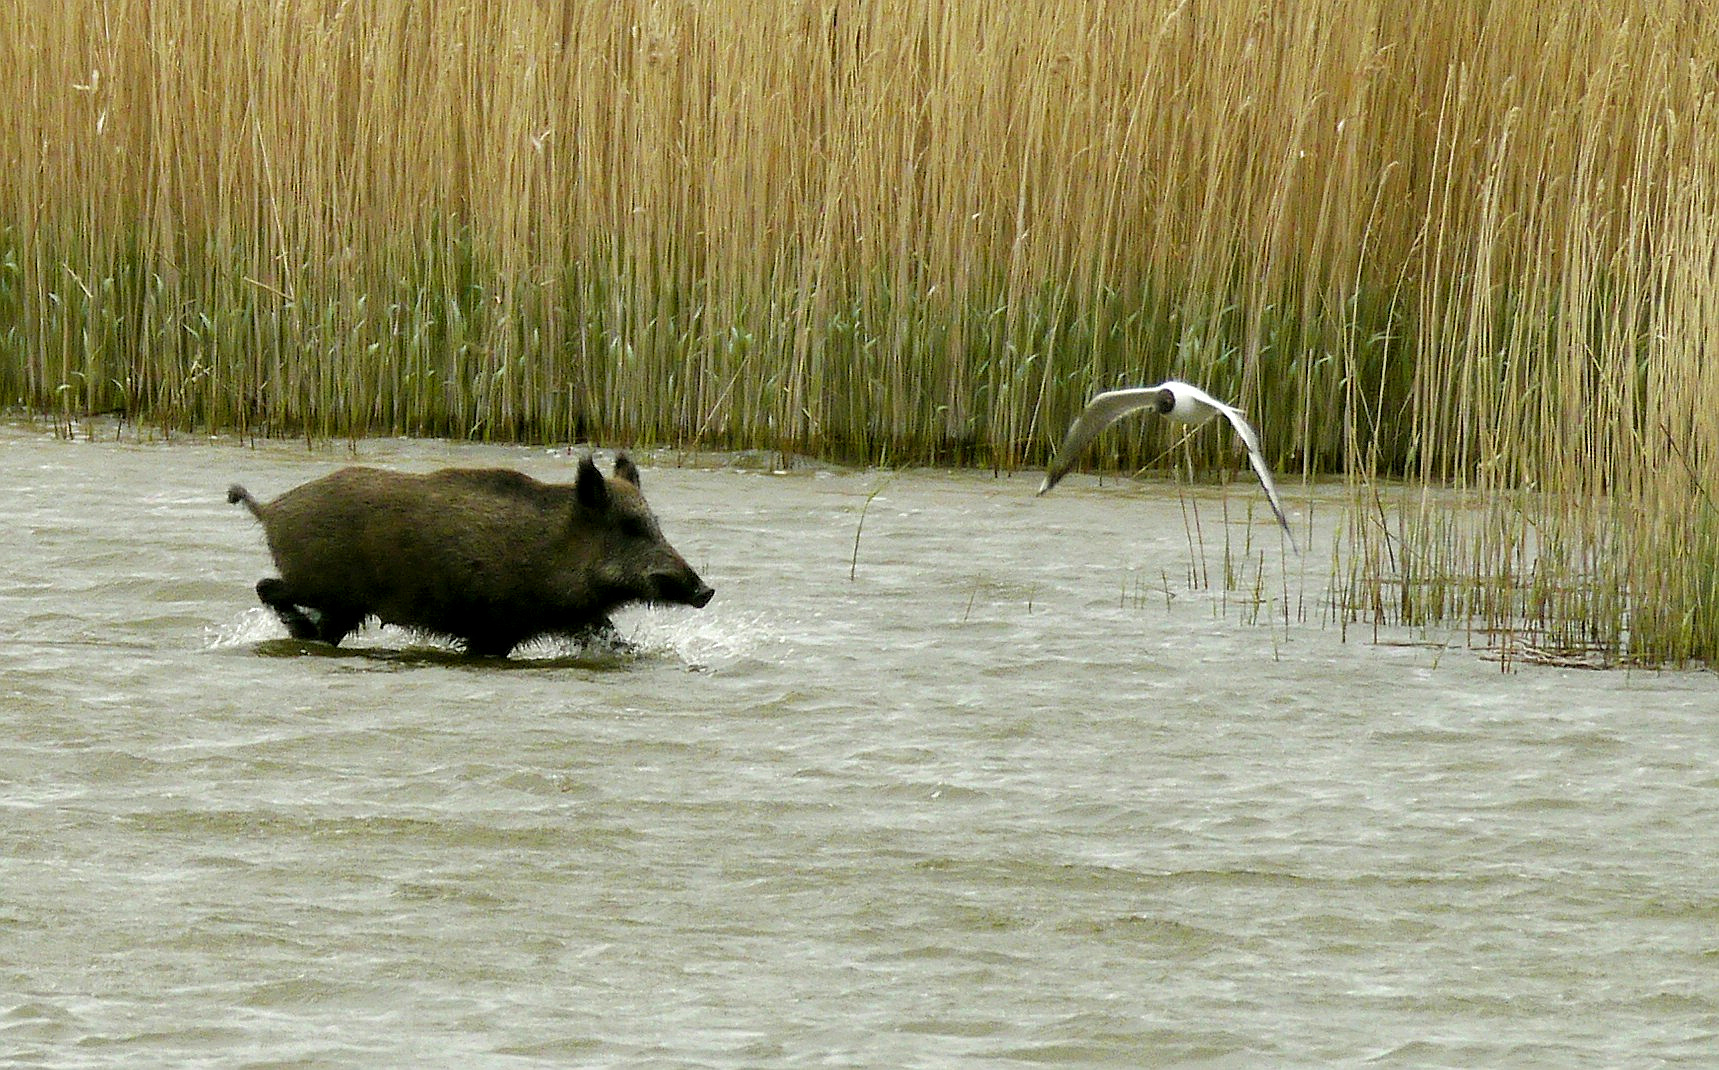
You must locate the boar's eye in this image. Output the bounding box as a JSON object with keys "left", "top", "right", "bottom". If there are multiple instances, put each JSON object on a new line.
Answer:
{"left": 618, "top": 516, "right": 652, "bottom": 539}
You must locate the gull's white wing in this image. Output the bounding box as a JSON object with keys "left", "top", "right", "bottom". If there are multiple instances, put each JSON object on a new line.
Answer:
{"left": 1209, "top": 399, "right": 1297, "bottom": 550}
{"left": 1038, "top": 387, "right": 1168, "bottom": 495}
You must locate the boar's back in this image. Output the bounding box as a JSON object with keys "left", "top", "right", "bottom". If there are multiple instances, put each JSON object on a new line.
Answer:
{"left": 258, "top": 466, "right": 590, "bottom": 633}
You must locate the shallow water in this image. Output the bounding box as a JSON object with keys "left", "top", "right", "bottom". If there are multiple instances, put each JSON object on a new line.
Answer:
{"left": 2, "top": 423, "right": 1716, "bottom": 1068}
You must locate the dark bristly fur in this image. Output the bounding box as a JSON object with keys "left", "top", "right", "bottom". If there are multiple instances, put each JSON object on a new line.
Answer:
{"left": 229, "top": 454, "right": 713, "bottom": 657}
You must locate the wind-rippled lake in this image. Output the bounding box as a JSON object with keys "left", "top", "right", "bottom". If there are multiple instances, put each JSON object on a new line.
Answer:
{"left": 3, "top": 423, "right": 1716, "bottom": 1068}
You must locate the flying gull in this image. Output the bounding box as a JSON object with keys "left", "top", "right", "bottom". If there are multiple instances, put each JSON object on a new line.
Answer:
{"left": 1038, "top": 379, "right": 1297, "bottom": 550}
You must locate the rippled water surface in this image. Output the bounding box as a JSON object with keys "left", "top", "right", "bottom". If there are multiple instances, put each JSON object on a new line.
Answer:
{"left": 3, "top": 423, "right": 1716, "bottom": 1068}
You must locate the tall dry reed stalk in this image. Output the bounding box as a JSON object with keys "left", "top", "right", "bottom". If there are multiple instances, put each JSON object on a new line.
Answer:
{"left": 2, "top": 0, "right": 1717, "bottom": 662}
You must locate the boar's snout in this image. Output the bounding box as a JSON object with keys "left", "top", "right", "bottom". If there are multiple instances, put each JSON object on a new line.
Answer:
{"left": 653, "top": 566, "right": 714, "bottom": 609}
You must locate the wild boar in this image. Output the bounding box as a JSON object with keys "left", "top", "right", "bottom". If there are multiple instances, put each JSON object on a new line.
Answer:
{"left": 227, "top": 453, "right": 713, "bottom": 657}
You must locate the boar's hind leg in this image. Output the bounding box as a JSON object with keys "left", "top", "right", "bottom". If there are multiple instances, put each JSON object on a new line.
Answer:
{"left": 256, "top": 578, "right": 320, "bottom": 641}
{"left": 255, "top": 579, "right": 360, "bottom": 646}
{"left": 310, "top": 610, "right": 362, "bottom": 647}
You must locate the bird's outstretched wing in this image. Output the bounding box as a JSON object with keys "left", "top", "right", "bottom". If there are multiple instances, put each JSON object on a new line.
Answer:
{"left": 1038, "top": 387, "right": 1168, "bottom": 495}
{"left": 1202, "top": 396, "right": 1297, "bottom": 551}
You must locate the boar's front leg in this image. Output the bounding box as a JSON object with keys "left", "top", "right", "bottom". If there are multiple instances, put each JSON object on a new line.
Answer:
{"left": 572, "top": 616, "right": 637, "bottom": 654}
{"left": 255, "top": 578, "right": 361, "bottom": 646}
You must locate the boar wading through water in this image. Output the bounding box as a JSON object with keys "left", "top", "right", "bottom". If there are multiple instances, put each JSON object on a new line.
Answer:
{"left": 227, "top": 454, "right": 714, "bottom": 657}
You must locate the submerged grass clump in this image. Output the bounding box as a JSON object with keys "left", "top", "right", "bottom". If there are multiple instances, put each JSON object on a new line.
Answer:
{"left": 4, "top": 0, "right": 1719, "bottom": 664}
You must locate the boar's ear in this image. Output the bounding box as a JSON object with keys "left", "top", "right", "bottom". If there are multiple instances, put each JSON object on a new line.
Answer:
{"left": 575, "top": 454, "right": 609, "bottom": 509}
{"left": 613, "top": 452, "right": 641, "bottom": 491}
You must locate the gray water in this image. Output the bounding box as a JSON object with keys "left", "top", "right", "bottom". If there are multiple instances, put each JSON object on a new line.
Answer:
{"left": 2, "top": 423, "right": 1715, "bottom": 1069}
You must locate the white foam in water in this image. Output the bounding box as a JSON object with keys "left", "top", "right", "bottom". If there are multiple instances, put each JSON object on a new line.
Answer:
{"left": 204, "top": 607, "right": 286, "bottom": 650}
{"left": 208, "top": 604, "right": 772, "bottom": 670}
{"left": 617, "top": 607, "right": 776, "bottom": 670}
{"left": 503, "top": 615, "right": 774, "bottom": 669}
{"left": 203, "top": 609, "right": 442, "bottom": 657}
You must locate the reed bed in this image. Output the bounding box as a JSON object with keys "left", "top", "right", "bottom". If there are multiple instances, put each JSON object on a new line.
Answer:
{"left": 3, "top": 0, "right": 1718, "bottom": 663}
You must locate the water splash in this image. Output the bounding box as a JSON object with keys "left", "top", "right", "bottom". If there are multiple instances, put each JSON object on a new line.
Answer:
{"left": 203, "top": 607, "right": 284, "bottom": 650}
{"left": 205, "top": 604, "right": 775, "bottom": 671}
{"left": 617, "top": 607, "right": 778, "bottom": 671}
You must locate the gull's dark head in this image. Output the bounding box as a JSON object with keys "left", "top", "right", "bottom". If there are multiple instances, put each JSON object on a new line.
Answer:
{"left": 1154, "top": 387, "right": 1178, "bottom": 416}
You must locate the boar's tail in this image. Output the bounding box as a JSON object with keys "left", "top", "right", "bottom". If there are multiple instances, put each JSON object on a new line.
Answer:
{"left": 227, "top": 484, "right": 263, "bottom": 518}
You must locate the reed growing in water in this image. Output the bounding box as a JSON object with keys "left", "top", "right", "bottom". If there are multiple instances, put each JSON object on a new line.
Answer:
{"left": 3, "top": 0, "right": 1717, "bottom": 663}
